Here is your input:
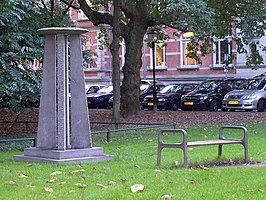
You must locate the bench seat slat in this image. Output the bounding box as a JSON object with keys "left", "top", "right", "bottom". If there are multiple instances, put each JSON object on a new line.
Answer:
{"left": 187, "top": 139, "right": 241, "bottom": 147}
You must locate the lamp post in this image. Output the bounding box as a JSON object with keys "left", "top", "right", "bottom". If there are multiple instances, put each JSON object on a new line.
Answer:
{"left": 147, "top": 30, "right": 158, "bottom": 111}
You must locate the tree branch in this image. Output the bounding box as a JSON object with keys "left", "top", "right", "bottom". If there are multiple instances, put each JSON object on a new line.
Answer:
{"left": 78, "top": 0, "right": 113, "bottom": 26}
{"left": 60, "top": 0, "right": 80, "bottom": 10}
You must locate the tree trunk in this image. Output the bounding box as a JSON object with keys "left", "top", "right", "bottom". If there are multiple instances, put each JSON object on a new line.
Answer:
{"left": 121, "top": 25, "right": 146, "bottom": 117}
{"left": 111, "top": 0, "right": 121, "bottom": 123}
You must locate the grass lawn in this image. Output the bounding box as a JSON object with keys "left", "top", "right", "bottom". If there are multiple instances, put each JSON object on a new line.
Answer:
{"left": 0, "top": 123, "right": 265, "bottom": 199}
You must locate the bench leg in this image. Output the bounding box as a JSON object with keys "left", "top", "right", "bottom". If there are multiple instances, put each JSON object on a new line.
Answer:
{"left": 183, "top": 147, "right": 188, "bottom": 168}
{"left": 157, "top": 146, "right": 162, "bottom": 165}
{"left": 244, "top": 144, "right": 248, "bottom": 162}
{"left": 218, "top": 144, "right": 222, "bottom": 160}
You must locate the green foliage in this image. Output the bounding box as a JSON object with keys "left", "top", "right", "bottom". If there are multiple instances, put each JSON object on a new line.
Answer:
{"left": 0, "top": 0, "right": 73, "bottom": 113}
{"left": 0, "top": 65, "right": 42, "bottom": 113}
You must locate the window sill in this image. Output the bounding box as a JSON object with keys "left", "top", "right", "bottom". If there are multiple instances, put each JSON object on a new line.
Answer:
{"left": 147, "top": 65, "right": 168, "bottom": 71}
{"left": 177, "top": 65, "right": 199, "bottom": 71}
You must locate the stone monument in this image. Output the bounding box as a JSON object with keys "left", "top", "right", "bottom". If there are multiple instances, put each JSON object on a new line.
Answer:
{"left": 14, "top": 27, "right": 114, "bottom": 163}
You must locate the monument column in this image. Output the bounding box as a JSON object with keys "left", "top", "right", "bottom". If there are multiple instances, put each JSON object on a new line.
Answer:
{"left": 14, "top": 27, "right": 114, "bottom": 163}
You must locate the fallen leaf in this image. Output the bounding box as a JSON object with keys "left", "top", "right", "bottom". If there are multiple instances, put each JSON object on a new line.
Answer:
{"left": 70, "top": 169, "right": 85, "bottom": 174}
{"left": 199, "top": 165, "right": 209, "bottom": 170}
{"left": 131, "top": 184, "right": 144, "bottom": 193}
{"left": 146, "top": 139, "right": 153, "bottom": 142}
{"left": 185, "top": 179, "right": 197, "bottom": 184}
{"left": 76, "top": 165, "right": 83, "bottom": 168}
{"left": 108, "top": 181, "right": 116, "bottom": 186}
{"left": 50, "top": 171, "right": 62, "bottom": 176}
{"left": 58, "top": 181, "right": 66, "bottom": 185}
{"left": 91, "top": 167, "right": 97, "bottom": 171}
{"left": 18, "top": 173, "right": 27, "bottom": 178}
{"left": 9, "top": 180, "right": 17, "bottom": 185}
{"left": 96, "top": 183, "right": 107, "bottom": 189}
{"left": 175, "top": 161, "right": 179, "bottom": 166}
{"left": 134, "top": 165, "right": 140, "bottom": 168}
{"left": 161, "top": 194, "right": 175, "bottom": 199}
{"left": 188, "top": 148, "right": 194, "bottom": 151}
{"left": 77, "top": 176, "right": 85, "bottom": 181}
{"left": 44, "top": 187, "right": 53, "bottom": 196}
{"left": 27, "top": 164, "right": 33, "bottom": 167}
{"left": 47, "top": 177, "right": 58, "bottom": 183}
{"left": 153, "top": 170, "right": 161, "bottom": 173}
{"left": 258, "top": 189, "right": 264, "bottom": 193}
{"left": 121, "top": 178, "right": 127, "bottom": 183}
{"left": 76, "top": 183, "right": 88, "bottom": 188}
{"left": 26, "top": 183, "right": 36, "bottom": 188}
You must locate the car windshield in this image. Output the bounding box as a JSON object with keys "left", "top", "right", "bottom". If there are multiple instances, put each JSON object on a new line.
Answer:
{"left": 97, "top": 86, "right": 113, "bottom": 93}
{"left": 140, "top": 84, "right": 150, "bottom": 93}
{"left": 160, "top": 85, "right": 182, "bottom": 93}
{"left": 195, "top": 80, "right": 222, "bottom": 92}
{"left": 239, "top": 78, "right": 266, "bottom": 90}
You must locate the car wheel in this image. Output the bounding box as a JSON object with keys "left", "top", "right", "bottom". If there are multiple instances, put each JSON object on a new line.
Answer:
{"left": 209, "top": 100, "right": 219, "bottom": 111}
{"left": 171, "top": 103, "right": 178, "bottom": 111}
{"left": 257, "top": 99, "right": 265, "bottom": 112}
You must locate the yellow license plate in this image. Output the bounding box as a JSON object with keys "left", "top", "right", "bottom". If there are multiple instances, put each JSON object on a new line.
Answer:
{"left": 184, "top": 102, "right": 193, "bottom": 105}
{"left": 229, "top": 101, "right": 238, "bottom": 105}
{"left": 148, "top": 102, "right": 154, "bottom": 106}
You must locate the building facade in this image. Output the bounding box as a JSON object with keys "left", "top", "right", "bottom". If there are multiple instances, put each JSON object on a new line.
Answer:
{"left": 70, "top": 8, "right": 266, "bottom": 85}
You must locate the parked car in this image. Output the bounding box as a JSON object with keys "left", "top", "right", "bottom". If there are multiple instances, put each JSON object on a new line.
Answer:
{"left": 87, "top": 85, "right": 113, "bottom": 109}
{"left": 139, "top": 82, "right": 166, "bottom": 103}
{"left": 181, "top": 78, "right": 246, "bottom": 111}
{"left": 85, "top": 84, "right": 105, "bottom": 94}
{"left": 223, "top": 77, "right": 266, "bottom": 112}
{"left": 142, "top": 83, "right": 198, "bottom": 110}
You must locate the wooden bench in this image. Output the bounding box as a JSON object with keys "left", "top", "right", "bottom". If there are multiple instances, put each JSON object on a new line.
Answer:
{"left": 157, "top": 126, "right": 248, "bottom": 168}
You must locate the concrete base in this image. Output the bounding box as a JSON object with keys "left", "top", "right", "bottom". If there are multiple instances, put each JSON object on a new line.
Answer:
{"left": 14, "top": 147, "right": 114, "bottom": 164}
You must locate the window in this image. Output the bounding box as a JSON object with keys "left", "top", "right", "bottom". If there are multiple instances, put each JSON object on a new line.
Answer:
{"left": 81, "top": 36, "right": 96, "bottom": 69}
{"left": 213, "top": 37, "right": 232, "bottom": 67}
{"left": 150, "top": 43, "right": 166, "bottom": 68}
{"left": 181, "top": 32, "right": 197, "bottom": 67}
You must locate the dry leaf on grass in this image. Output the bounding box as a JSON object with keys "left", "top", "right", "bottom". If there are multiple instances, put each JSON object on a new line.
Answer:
{"left": 76, "top": 183, "right": 88, "bottom": 188}
{"left": 131, "top": 184, "right": 144, "bottom": 193}
{"left": 50, "top": 171, "right": 62, "bottom": 176}
{"left": 77, "top": 176, "right": 85, "bottom": 181}
{"left": 108, "top": 181, "right": 116, "bottom": 186}
{"left": 9, "top": 180, "right": 17, "bottom": 185}
{"left": 47, "top": 177, "right": 58, "bottom": 183}
{"left": 162, "top": 194, "right": 175, "bottom": 199}
{"left": 70, "top": 169, "right": 85, "bottom": 175}
{"left": 18, "top": 173, "right": 27, "bottom": 178}
{"left": 58, "top": 181, "right": 66, "bottom": 185}
{"left": 44, "top": 187, "right": 53, "bottom": 196}
{"left": 185, "top": 179, "right": 197, "bottom": 184}
{"left": 96, "top": 183, "right": 107, "bottom": 189}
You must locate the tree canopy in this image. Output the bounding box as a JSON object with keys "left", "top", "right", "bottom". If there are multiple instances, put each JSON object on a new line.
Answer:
{"left": 0, "top": 0, "right": 72, "bottom": 112}
{"left": 76, "top": 0, "right": 265, "bottom": 117}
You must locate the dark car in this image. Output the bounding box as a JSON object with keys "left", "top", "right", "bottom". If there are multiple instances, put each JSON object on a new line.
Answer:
{"left": 181, "top": 78, "right": 246, "bottom": 111}
{"left": 139, "top": 83, "right": 165, "bottom": 103}
{"left": 142, "top": 83, "right": 198, "bottom": 110}
{"left": 87, "top": 85, "right": 113, "bottom": 109}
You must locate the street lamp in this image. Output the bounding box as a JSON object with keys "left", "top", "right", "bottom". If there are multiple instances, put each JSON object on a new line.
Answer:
{"left": 147, "top": 29, "right": 158, "bottom": 111}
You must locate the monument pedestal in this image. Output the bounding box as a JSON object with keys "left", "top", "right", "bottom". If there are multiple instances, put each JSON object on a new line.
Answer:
{"left": 14, "top": 27, "right": 114, "bottom": 164}
{"left": 14, "top": 147, "right": 114, "bottom": 163}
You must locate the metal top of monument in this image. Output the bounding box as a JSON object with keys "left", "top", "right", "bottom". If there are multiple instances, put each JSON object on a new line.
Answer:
{"left": 38, "top": 27, "right": 89, "bottom": 35}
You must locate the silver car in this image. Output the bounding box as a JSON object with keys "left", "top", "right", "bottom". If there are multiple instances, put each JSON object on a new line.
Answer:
{"left": 223, "top": 77, "right": 266, "bottom": 111}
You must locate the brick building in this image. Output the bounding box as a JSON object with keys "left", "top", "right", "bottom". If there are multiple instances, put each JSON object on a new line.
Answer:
{"left": 70, "top": 8, "right": 266, "bottom": 85}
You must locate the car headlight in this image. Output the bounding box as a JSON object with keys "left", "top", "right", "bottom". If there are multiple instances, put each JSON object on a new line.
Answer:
{"left": 199, "top": 95, "right": 208, "bottom": 100}
{"left": 158, "top": 98, "right": 165, "bottom": 102}
{"left": 242, "top": 93, "right": 257, "bottom": 100}
{"left": 224, "top": 94, "right": 229, "bottom": 99}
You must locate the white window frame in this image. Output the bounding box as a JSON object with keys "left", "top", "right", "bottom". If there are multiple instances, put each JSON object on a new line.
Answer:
{"left": 180, "top": 35, "right": 198, "bottom": 68}
{"left": 149, "top": 42, "right": 167, "bottom": 69}
{"left": 213, "top": 36, "right": 232, "bottom": 68}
